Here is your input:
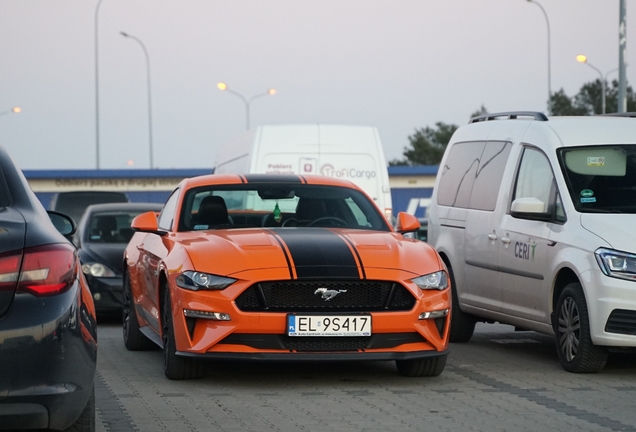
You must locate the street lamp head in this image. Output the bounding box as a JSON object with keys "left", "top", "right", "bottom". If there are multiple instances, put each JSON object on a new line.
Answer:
{"left": 120, "top": 31, "right": 129, "bottom": 37}
{"left": 11, "top": 107, "right": 21, "bottom": 114}
{"left": 576, "top": 54, "right": 588, "bottom": 63}
{"left": 267, "top": 88, "right": 276, "bottom": 96}
{"left": 217, "top": 82, "right": 228, "bottom": 91}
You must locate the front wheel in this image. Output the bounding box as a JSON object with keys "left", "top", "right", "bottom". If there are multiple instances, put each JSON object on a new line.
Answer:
{"left": 447, "top": 263, "right": 476, "bottom": 343}
{"left": 162, "top": 286, "right": 205, "bottom": 380}
{"left": 555, "top": 283, "right": 608, "bottom": 373}
{"left": 396, "top": 355, "right": 447, "bottom": 377}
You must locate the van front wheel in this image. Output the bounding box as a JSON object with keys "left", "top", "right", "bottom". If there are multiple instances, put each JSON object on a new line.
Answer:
{"left": 447, "top": 265, "right": 476, "bottom": 343}
{"left": 555, "top": 283, "right": 607, "bottom": 373}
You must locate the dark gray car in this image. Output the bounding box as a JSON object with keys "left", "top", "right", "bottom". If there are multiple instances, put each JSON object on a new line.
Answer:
{"left": 0, "top": 143, "right": 97, "bottom": 431}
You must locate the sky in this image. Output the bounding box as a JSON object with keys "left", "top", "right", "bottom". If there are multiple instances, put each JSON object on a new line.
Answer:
{"left": 0, "top": 0, "right": 634, "bottom": 170}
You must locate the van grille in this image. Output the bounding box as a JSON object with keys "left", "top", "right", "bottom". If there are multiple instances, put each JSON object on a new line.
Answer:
{"left": 234, "top": 280, "right": 415, "bottom": 312}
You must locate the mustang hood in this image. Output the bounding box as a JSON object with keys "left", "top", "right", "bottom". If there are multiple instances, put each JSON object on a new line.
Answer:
{"left": 180, "top": 228, "right": 439, "bottom": 279}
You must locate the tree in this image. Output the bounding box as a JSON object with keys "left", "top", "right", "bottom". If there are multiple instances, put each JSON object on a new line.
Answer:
{"left": 550, "top": 79, "right": 636, "bottom": 115}
{"left": 390, "top": 122, "right": 458, "bottom": 166}
{"left": 391, "top": 107, "right": 488, "bottom": 166}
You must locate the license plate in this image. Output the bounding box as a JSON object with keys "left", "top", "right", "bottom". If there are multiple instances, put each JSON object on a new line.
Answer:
{"left": 287, "top": 315, "right": 372, "bottom": 337}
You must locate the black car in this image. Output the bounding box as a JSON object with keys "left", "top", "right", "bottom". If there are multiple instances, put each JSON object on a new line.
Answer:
{"left": 0, "top": 143, "right": 97, "bottom": 431}
{"left": 49, "top": 190, "right": 129, "bottom": 225}
{"left": 74, "top": 202, "right": 163, "bottom": 314}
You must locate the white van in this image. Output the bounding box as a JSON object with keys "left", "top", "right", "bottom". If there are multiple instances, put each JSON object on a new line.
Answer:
{"left": 214, "top": 125, "right": 392, "bottom": 219}
{"left": 427, "top": 111, "right": 636, "bottom": 373}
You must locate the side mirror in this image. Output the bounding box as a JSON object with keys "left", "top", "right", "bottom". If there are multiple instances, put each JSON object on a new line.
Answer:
{"left": 47, "top": 211, "right": 76, "bottom": 237}
{"left": 510, "top": 197, "right": 552, "bottom": 221}
{"left": 395, "top": 212, "right": 420, "bottom": 234}
{"left": 131, "top": 211, "right": 167, "bottom": 236}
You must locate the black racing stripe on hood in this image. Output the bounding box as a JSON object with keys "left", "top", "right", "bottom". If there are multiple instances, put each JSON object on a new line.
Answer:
{"left": 339, "top": 234, "right": 366, "bottom": 279}
{"left": 265, "top": 230, "right": 294, "bottom": 279}
{"left": 275, "top": 229, "right": 360, "bottom": 279}
{"left": 243, "top": 174, "right": 303, "bottom": 183}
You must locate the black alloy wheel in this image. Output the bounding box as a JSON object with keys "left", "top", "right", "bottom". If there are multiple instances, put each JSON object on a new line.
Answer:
{"left": 161, "top": 285, "right": 205, "bottom": 380}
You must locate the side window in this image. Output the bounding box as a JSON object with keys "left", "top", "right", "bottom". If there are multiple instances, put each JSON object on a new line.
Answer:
{"left": 513, "top": 147, "right": 555, "bottom": 212}
{"left": 437, "top": 141, "right": 486, "bottom": 208}
{"left": 158, "top": 190, "right": 179, "bottom": 231}
{"left": 469, "top": 141, "right": 512, "bottom": 211}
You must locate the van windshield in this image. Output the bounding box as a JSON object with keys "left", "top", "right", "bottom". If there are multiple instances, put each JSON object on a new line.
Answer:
{"left": 558, "top": 144, "right": 636, "bottom": 214}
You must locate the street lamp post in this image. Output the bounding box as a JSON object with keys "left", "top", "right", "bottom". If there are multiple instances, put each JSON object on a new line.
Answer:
{"left": 217, "top": 83, "right": 276, "bottom": 130}
{"left": 0, "top": 107, "right": 21, "bottom": 116}
{"left": 576, "top": 55, "right": 607, "bottom": 114}
{"left": 121, "top": 31, "right": 154, "bottom": 169}
{"left": 94, "top": 0, "right": 105, "bottom": 169}
{"left": 527, "top": 0, "right": 551, "bottom": 109}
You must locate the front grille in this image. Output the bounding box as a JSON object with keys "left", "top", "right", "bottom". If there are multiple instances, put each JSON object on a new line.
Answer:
{"left": 283, "top": 336, "right": 371, "bottom": 351}
{"left": 234, "top": 280, "right": 415, "bottom": 312}
{"left": 605, "top": 309, "right": 636, "bottom": 335}
{"left": 218, "top": 332, "right": 426, "bottom": 351}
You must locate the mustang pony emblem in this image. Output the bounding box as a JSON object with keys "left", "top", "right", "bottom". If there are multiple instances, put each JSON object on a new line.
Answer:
{"left": 314, "top": 288, "right": 347, "bottom": 301}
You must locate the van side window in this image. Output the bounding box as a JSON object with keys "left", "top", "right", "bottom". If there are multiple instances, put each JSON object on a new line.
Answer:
{"left": 437, "top": 141, "right": 511, "bottom": 211}
{"left": 469, "top": 141, "right": 512, "bottom": 211}
{"left": 437, "top": 141, "right": 486, "bottom": 208}
{"left": 158, "top": 190, "right": 179, "bottom": 231}
{"left": 513, "top": 147, "right": 555, "bottom": 212}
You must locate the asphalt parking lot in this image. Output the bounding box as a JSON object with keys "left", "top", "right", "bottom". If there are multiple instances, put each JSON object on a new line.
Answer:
{"left": 93, "top": 320, "right": 636, "bottom": 432}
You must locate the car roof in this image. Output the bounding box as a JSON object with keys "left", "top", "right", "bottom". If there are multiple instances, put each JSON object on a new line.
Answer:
{"left": 178, "top": 174, "right": 360, "bottom": 191}
{"left": 83, "top": 202, "right": 164, "bottom": 214}
{"left": 454, "top": 113, "right": 635, "bottom": 150}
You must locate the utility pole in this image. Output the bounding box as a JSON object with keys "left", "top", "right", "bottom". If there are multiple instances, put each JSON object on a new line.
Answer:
{"left": 618, "top": 0, "right": 627, "bottom": 113}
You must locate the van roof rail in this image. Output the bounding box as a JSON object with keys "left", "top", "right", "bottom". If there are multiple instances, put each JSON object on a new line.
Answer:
{"left": 599, "top": 112, "right": 636, "bottom": 118}
{"left": 469, "top": 111, "right": 549, "bottom": 124}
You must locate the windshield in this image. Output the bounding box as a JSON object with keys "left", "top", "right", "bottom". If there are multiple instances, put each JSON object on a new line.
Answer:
{"left": 558, "top": 144, "right": 636, "bottom": 214}
{"left": 178, "top": 183, "right": 390, "bottom": 232}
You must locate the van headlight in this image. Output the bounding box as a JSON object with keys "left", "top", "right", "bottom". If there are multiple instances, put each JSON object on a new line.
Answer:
{"left": 176, "top": 271, "right": 237, "bottom": 290}
{"left": 595, "top": 248, "right": 636, "bottom": 282}
{"left": 411, "top": 271, "right": 448, "bottom": 290}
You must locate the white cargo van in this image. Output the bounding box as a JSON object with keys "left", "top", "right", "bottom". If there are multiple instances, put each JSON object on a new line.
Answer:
{"left": 214, "top": 125, "right": 392, "bottom": 219}
{"left": 427, "top": 111, "right": 636, "bottom": 373}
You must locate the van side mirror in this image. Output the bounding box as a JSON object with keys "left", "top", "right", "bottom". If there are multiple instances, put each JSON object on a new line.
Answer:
{"left": 395, "top": 212, "right": 420, "bottom": 233}
{"left": 131, "top": 211, "right": 167, "bottom": 236}
{"left": 510, "top": 197, "right": 552, "bottom": 221}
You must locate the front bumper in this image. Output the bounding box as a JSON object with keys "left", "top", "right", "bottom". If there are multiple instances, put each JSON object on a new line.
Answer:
{"left": 583, "top": 268, "right": 636, "bottom": 346}
{"left": 85, "top": 274, "right": 124, "bottom": 313}
{"left": 177, "top": 348, "right": 450, "bottom": 361}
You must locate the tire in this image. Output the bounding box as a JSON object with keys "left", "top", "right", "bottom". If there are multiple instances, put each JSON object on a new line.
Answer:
{"left": 122, "top": 270, "right": 156, "bottom": 351}
{"left": 447, "top": 264, "right": 476, "bottom": 343}
{"left": 162, "top": 286, "right": 205, "bottom": 380}
{"left": 396, "top": 355, "right": 447, "bottom": 377}
{"left": 56, "top": 385, "right": 95, "bottom": 432}
{"left": 555, "top": 283, "right": 608, "bottom": 373}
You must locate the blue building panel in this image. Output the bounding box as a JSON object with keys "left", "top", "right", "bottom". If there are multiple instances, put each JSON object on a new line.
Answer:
{"left": 391, "top": 187, "right": 434, "bottom": 219}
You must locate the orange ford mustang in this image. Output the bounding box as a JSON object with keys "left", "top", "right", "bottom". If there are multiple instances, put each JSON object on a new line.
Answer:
{"left": 123, "top": 174, "right": 450, "bottom": 379}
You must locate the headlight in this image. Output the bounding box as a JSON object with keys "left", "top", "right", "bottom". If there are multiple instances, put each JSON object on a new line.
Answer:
{"left": 411, "top": 271, "right": 448, "bottom": 290}
{"left": 175, "top": 271, "right": 237, "bottom": 291}
{"left": 595, "top": 248, "right": 636, "bottom": 282}
{"left": 81, "top": 262, "right": 116, "bottom": 278}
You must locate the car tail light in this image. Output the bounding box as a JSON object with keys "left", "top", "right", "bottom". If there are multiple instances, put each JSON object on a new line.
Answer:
{"left": 0, "top": 251, "right": 22, "bottom": 291}
{"left": 17, "top": 244, "right": 78, "bottom": 297}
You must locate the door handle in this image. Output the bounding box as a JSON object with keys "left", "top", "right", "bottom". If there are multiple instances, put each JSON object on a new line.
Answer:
{"left": 501, "top": 235, "right": 511, "bottom": 245}
{"left": 487, "top": 233, "right": 498, "bottom": 241}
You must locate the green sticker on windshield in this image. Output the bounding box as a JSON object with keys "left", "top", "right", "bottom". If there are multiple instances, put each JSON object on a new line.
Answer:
{"left": 581, "top": 189, "right": 594, "bottom": 197}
